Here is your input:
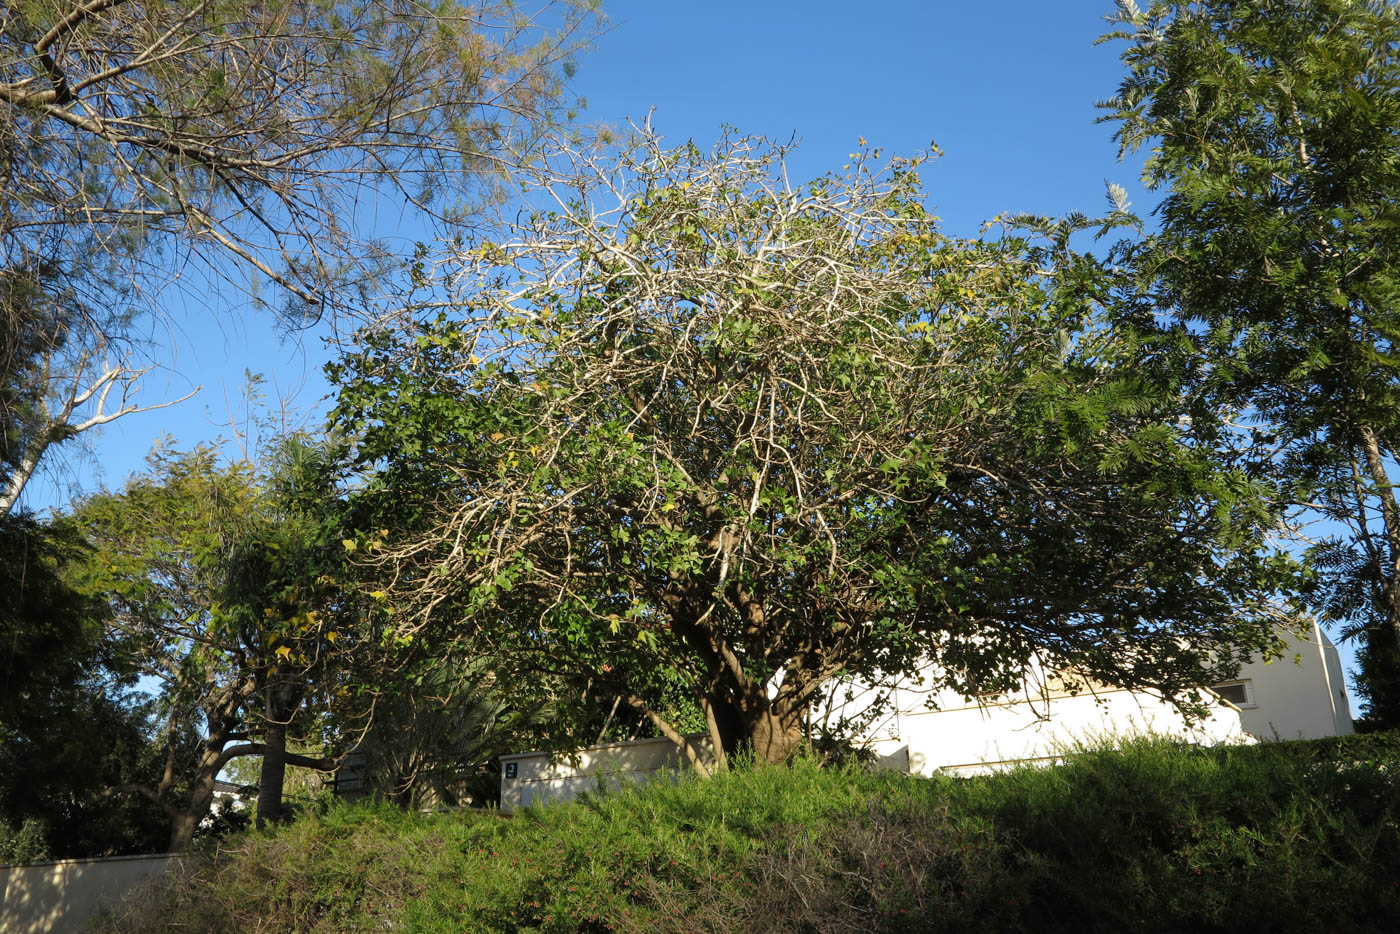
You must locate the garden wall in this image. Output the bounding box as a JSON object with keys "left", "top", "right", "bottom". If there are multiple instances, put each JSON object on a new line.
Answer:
{"left": 0, "top": 852, "right": 177, "bottom": 933}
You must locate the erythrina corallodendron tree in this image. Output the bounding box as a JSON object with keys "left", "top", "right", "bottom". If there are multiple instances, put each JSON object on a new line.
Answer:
{"left": 1100, "top": 0, "right": 1400, "bottom": 723}
{"left": 0, "top": 0, "right": 595, "bottom": 515}
{"left": 330, "top": 130, "right": 1303, "bottom": 768}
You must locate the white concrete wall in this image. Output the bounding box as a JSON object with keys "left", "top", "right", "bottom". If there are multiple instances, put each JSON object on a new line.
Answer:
{"left": 500, "top": 624, "right": 1354, "bottom": 808}
{"left": 867, "top": 686, "right": 1251, "bottom": 777}
{"left": 1232, "top": 621, "right": 1354, "bottom": 740}
{"left": 818, "top": 623, "right": 1353, "bottom": 757}
{"left": 0, "top": 852, "right": 177, "bottom": 934}
{"left": 500, "top": 735, "right": 714, "bottom": 813}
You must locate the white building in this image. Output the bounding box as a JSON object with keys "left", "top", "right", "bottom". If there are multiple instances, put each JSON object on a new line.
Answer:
{"left": 499, "top": 621, "right": 1352, "bottom": 812}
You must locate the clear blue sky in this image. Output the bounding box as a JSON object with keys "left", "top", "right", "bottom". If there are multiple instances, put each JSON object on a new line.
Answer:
{"left": 576, "top": 0, "right": 1148, "bottom": 236}
{"left": 21, "top": 1, "right": 1364, "bottom": 706}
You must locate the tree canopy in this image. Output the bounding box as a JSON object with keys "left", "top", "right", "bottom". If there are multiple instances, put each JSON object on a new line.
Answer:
{"left": 0, "top": 512, "right": 171, "bottom": 858}
{"left": 0, "top": 0, "right": 595, "bottom": 514}
{"left": 1101, "top": 0, "right": 1400, "bottom": 723}
{"left": 66, "top": 437, "right": 374, "bottom": 848}
{"left": 330, "top": 131, "right": 1303, "bottom": 766}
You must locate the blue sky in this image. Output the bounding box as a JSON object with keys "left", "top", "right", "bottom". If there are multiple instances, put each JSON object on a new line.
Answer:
{"left": 576, "top": 0, "right": 1148, "bottom": 236}
{"left": 30, "top": 0, "right": 1147, "bottom": 504}
{"left": 21, "top": 1, "right": 1363, "bottom": 705}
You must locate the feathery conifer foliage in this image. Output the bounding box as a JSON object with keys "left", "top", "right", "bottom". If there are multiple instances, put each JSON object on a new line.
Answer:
{"left": 0, "top": 0, "right": 595, "bottom": 513}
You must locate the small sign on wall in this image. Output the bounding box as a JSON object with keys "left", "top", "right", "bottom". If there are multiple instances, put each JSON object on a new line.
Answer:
{"left": 504, "top": 762, "right": 518, "bottom": 779}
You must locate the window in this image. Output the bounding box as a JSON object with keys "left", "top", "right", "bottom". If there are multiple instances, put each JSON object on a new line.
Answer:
{"left": 1211, "top": 679, "right": 1255, "bottom": 708}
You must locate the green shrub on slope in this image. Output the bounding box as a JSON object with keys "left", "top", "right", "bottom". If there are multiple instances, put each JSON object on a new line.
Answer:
{"left": 96, "top": 734, "right": 1400, "bottom": 933}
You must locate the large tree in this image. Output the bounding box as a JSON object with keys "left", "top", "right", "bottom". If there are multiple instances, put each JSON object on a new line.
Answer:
{"left": 1101, "top": 0, "right": 1400, "bottom": 723}
{"left": 67, "top": 438, "right": 373, "bottom": 848}
{"left": 330, "top": 131, "right": 1302, "bottom": 767}
{"left": 0, "top": 0, "right": 594, "bottom": 514}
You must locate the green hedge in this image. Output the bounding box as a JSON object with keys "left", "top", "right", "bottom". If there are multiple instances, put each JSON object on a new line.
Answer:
{"left": 96, "top": 733, "right": 1400, "bottom": 933}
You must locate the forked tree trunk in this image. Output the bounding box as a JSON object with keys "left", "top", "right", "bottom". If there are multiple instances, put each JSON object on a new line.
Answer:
{"left": 168, "top": 739, "right": 233, "bottom": 851}
{"left": 704, "top": 691, "right": 807, "bottom": 766}
{"left": 109, "top": 687, "right": 262, "bottom": 851}
{"left": 749, "top": 707, "right": 805, "bottom": 765}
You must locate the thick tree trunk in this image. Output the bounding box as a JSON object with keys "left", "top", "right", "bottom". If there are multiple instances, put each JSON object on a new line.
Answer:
{"left": 113, "top": 686, "right": 262, "bottom": 851}
{"left": 749, "top": 706, "right": 805, "bottom": 765}
{"left": 255, "top": 718, "right": 288, "bottom": 829}
{"left": 705, "top": 692, "right": 806, "bottom": 766}
{"left": 168, "top": 742, "right": 226, "bottom": 851}
{"left": 167, "top": 813, "right": 199, "bottom": 853}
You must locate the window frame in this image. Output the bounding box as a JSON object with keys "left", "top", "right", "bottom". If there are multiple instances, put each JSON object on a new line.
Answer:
{"left": 1210, "top": 679, "right": 1256, "bottom": 709}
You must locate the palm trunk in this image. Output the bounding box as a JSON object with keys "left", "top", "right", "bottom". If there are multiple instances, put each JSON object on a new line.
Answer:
{"left": 255, "top": 682, "right": 302, "bottom": 829}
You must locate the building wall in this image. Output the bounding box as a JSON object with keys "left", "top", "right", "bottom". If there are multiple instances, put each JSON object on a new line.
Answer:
{"left": 1231, "top": 621, "right": 1354, "bottom": 740}
{"left": 868, "top": 686, "right": 1252, "bottom": 777}
{"left": 499, "top": 625, "right": 1354, "bottom": 810}
{"left": 0, "top": 853, "right": 177, "bottom": 934}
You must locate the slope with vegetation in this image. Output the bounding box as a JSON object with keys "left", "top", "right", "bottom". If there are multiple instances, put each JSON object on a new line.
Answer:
{"left": 95, "top": 735, "right": 1400, "bottom": 934}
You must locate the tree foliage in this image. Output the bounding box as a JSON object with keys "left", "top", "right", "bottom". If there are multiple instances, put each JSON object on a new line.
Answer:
{"left": 0, "top": 0, "right": 595, "bottom": 513}
{"left": 1101, "top": 0, "right": 1400, "bottom": 723}
{"left": 331, "top": 131, "right": 1302, "bottom": 767}
{"left": 346, "top": 652, "right": 556, "bottom": 809}
{"left": 66, "top": 438, "right": 372, "bottom": 848}
{"left": 0, "top": 513, "right": 170, "bottom": 858}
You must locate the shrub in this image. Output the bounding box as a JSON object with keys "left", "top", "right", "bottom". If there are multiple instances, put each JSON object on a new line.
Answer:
{"left": 0, "top": 817, "right": 49, "bottom": 864}
{"left": 95, "top": 734, "right": 1400, "bottom": 933}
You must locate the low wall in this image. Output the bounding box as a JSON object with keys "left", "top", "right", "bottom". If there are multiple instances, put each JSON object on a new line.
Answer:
{"left": 500, "top": 734, "right": 715, "bottom": 813}
{"left": 0, "top": 852, "right": 177, "bottom": 933}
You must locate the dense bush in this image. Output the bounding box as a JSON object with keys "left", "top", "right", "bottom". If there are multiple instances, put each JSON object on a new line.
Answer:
{"left": 96, "top": 734, "right": 1400, "bottom": 933}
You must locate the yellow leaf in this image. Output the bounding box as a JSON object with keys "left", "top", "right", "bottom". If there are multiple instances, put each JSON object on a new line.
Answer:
{"left": 275, "top": 645, "right": 292, "bottom": 659}
{"left": 490, "top": 431, "right": 505, "bottom": 442}
{"left": 341, "top": 538, "right": 357, "bottom": 553}
{"left": 326, "top": 631, "right": 338, "bottom": 644}
{"left": 370, "top": 590, "right": 388, "bottom": 602}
